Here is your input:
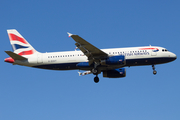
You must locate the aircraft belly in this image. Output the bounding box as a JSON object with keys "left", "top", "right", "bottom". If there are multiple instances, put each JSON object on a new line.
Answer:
{"left": 33, "top": 62, "right": 78, "bottom": 70}
{"left": 126, "top": 57, "right": 175, "bottom": 66}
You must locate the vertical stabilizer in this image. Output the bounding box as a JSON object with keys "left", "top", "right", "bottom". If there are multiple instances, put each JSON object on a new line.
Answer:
{"left": 7, "top": 29, "right": 38, "bottom": 56}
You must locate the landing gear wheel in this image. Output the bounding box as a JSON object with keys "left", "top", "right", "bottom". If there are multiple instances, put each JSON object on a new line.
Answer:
{"left": 153, "top": 70, "right": 157, "bottom": 75}
{"left": 92, "top": 68, "right": 98, "bottom": 75}
{"left": 94, "top": 76, "right": 99, "bottom": 83}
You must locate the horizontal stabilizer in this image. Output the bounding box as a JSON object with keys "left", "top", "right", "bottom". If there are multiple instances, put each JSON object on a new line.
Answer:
{"left": 5, "top": 51, "right": 27, "bottom": 60}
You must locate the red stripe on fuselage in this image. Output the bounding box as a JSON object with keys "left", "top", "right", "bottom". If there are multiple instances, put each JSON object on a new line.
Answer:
{"left": 18, "top": 50, "right": 33, "bottom": 55}
{"left": 139, "top": 48, "right": 158, "bottom": 50}
{"left": 9, "top": 33, "right": 27, "bottom": 44}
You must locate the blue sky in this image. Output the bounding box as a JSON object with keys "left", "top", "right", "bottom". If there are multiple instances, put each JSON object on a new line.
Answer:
{"left": 1, "top": 0, "right": 180, "bottom": 120}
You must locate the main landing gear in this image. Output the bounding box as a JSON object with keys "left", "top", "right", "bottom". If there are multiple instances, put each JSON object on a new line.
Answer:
{"left": 91, "top": 61, "right": 101, "bottom": 83}
{"left": 152, "top": 64, "right": 157, "bottom": 75}
{"left": 94, "top": 75, "right": 99, "bottom": 83}
{"left": 92, "top": 68, "right": 100, "bottom": 83}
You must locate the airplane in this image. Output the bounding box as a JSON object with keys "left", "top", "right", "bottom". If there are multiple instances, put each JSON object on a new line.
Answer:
{"left": 4, "top": 29, "right": 177, "bottom": 83}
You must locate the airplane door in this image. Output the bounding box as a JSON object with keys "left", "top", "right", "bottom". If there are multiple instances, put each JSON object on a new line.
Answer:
{"left": 37, "top": 54, "right": 43, "bottom": 63}
{"left": 151, "top": 50, "right": 157, "bottom": 56}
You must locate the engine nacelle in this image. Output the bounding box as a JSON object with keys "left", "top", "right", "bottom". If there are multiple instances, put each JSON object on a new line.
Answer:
{"left": 103, "top": 68, "right": 126, "bottom": 78}
{"left": 101, "top": 55, "right": 125, "bottom": 65}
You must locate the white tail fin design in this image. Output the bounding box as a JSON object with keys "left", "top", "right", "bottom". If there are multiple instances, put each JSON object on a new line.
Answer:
{"left": 7, "top": 29, "right": 38, "bottom": 56}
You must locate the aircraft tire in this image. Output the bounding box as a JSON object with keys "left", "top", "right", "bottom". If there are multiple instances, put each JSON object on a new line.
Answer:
{"left": 94, "top": 76, "right": 99, "bottom": 83}
{"left": 153, "top": 70, "right": 157, "bottom": 75}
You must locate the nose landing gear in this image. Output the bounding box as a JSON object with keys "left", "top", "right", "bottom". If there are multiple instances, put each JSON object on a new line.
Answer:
{"left": 152, "top": 65, "right": 157, "bottom": 75}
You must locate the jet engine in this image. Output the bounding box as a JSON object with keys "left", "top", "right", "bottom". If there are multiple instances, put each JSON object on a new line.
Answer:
{"left": 103, "top": 68, "right": 126, "bottom": 78}
{"left": 101, "top": 55, "right": 125, "bottom": 65}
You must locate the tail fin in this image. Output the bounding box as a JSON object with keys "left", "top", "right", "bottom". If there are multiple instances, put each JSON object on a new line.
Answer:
{"left": 7, "top": 29, "right": 38, "bottom": 56}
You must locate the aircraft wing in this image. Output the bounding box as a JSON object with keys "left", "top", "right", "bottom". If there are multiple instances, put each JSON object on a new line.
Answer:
{"left": 68, "top": 33, "right": 108, "bottom": 64}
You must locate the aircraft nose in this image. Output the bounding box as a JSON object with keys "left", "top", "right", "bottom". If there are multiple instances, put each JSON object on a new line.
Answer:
{"left": 170, "top": 52, "right": 177, "bottom": 61}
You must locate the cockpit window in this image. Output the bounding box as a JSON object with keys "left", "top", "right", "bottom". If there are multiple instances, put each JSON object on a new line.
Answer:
{"left": 162, "top": 49, "right": 168, "bottom": 52}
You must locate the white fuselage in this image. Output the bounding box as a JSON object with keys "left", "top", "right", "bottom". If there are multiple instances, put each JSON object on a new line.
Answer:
{"left": 14, "top": 46, "right": 177, "bottom": 71}
{"left": 5, "top": 29, "right": 177, "bottom": 82}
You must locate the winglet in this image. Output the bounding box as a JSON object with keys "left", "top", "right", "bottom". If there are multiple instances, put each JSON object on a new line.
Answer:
{"left": 67, "top": 32, "right": 73, "bottom": 37}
